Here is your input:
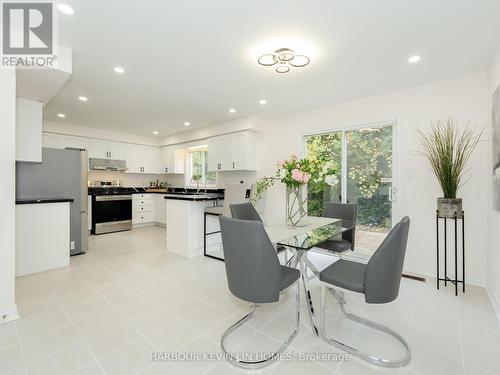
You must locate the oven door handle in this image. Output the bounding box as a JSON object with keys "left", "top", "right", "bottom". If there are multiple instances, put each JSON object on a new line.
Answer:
{"left": 95, "top": 195, "right": 133, "bottom": 201}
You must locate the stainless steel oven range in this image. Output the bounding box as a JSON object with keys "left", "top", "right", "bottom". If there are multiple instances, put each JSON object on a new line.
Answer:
{"left": 91, "top": 187, "right": 132, "bottom": 234}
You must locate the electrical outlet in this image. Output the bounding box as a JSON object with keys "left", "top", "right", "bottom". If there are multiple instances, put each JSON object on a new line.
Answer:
{"left": 70, "top": 241, "right": 75, "bottom": 250}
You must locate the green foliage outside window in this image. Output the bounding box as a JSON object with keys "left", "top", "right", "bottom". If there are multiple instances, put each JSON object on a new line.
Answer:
{"left": 306, "top": 126, "right": 393, "bottom": 230}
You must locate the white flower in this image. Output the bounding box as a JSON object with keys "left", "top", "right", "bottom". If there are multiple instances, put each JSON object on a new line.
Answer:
{"left": 325, "top": 174, "right": 339, "bottom": 186}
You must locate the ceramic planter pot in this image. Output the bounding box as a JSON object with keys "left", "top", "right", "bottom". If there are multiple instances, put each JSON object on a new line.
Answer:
{"left": 437, "top": 198, "right": 463, "bottom": 218}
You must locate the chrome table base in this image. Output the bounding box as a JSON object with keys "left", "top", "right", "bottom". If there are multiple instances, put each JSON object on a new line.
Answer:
{"left": 320, "top": 285, "right": 411, "bottom": 368}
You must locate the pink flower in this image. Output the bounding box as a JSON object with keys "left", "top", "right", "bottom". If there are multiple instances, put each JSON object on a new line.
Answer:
{"left": 290, "top": 154, "right": 298, "bottom": 161}
{"left": 278, "top": 159, "right": 286, "bottom": 168}
{"left": 291, "top": 169, "right": 310, "bottom": 184}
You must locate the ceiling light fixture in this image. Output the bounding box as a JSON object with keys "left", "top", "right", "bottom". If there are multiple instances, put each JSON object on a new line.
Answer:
{"left": 229, "top": 108, "right": 236, "bottom": 113}
{"left": 57, "top": 4, "right": 74, "bottom": 15}
{"left": 57, "top": 113, "right": 66, "bottom": 118}
{"left": 258, "top": 48, "right": 310, "bottom": 74}
{"left": 259, "top": 99, "right": 267, "bottom": 105}
{"left": 184, "top": 122, "right": 191, "bottom": 126}
{"left": 153, "top": 131, "right": 159, "bottom": 135}
{"left": 113, "top": 66, "right": 125, "bottom": 74}
{"left": 408, "top": 55, "right": 421, "bottom": 64}
{"left": 78, "top": 96, "right": 88, "bottom": 102}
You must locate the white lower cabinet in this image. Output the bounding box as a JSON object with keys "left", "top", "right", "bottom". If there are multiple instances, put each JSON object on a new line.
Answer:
{"left": 155, "top": 194, "right": 167, "bottom": 225}
{"left": 132, "top": 194, "right": 155, "bottom": 225}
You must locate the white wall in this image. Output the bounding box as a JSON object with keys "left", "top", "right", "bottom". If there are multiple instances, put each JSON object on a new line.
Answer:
{"left": 254, "top": 73, "right": 489, "bottom": 285}
{"left": 191, "top": 73, "right": 489, "bottom": 285}
{"left": 487, "top": 43, "right": 500, "bottom": 317}
{"left": 0, "top": 69, "right": 19, "bottom": 324}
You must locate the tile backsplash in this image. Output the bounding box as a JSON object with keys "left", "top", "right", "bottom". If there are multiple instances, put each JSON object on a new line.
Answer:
{"left": 87, "top": 170, "right": 256, "bottom": 189}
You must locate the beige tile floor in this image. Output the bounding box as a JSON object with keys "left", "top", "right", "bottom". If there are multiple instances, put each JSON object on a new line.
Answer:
{"left": 2, "top": 226, "right": 499, "bottom": 375}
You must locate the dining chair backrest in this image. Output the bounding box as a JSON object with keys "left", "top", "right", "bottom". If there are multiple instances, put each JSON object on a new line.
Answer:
{"left": 323, "top": 203, "right": 358, "bottom": 248}
{"left": 219, "top": 217, "right": 282, "bottom": 303}
{"left": 364, "top": 216, "right": 410, "bottom": 304}
{"left": 222, "top": 184, "right": 250, "bottom": 217}
{"left": 230, "top": 202, "right": 262, "bottom": 222}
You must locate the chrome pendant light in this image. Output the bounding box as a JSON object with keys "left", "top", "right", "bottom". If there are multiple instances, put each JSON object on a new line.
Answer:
{"left": 258, "top": 48, "right": 310, "bottom": 73}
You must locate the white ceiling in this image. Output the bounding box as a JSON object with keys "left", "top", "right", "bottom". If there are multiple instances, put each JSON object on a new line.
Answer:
{"left": 44, "top": 0, "right": 500, "bottom": 137}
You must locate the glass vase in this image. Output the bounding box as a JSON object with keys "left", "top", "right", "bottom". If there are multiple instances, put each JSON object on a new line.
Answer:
{"left": 286, "top": 185, "right": 308, "bottom": 227}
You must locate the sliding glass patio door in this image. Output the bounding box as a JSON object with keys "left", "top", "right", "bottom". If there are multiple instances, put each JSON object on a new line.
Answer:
{"left": 305, "top": 122, "right": 396, "bottom": 251}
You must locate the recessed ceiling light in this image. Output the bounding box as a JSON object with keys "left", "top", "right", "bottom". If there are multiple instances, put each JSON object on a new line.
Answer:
{"left": 57, "top": 4, "right": 74, "bottom": 15}
{"left": 113, "top": 66, "right": 125, "bottom": 74}
{"left": 184, "top": 122, "right": 191, "bottom": 126}
{"left": 153, "top": 131, "right": 159, "bottom": 135}
{"left": 259, "top": 99, "right": 267, "bottom": 105}
{"left": 229, "top": 108, "right": 236, "bottom": 113}
{"left": 57, "top": 113, "right": 66, "bottom": 118}
{"left": 408, "top": 55, "right": 421, "bottom": 64}
{"left": 78, "top": 96, "right": 88, "bottom": 102}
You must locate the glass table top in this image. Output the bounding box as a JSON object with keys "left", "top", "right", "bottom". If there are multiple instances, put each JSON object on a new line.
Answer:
{"left": 276, "top": 219, "right": 355, "bottom": 250}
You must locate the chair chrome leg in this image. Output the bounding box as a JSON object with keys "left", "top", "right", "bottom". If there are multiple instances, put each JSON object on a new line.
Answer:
{"left": 320, "top": 285, "right": 411, "bottom": 368}
{"left": 221, "top": 281, "right": 300, "bottom": 369}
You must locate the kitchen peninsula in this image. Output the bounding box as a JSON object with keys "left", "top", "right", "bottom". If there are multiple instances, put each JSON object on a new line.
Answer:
{"left": 165, "top": 192, "right": 223, "bottom": 258}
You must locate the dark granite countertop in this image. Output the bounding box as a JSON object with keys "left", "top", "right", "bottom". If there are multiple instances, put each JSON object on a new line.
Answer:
{"left": 16, "top": 198, "right": 74, "bottom": 205}
{"left": 164, "top": 193, "right": 224, "bottom": 201}
{"left": 88, "top": 187, "right": 224, "bottom": 197}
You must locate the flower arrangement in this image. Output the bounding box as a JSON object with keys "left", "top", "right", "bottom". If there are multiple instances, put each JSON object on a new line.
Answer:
{"left": 252, "top": 154, "right": 338, "bottom": 226}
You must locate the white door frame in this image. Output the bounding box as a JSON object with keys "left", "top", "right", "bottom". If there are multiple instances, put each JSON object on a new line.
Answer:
{"left": 303, "top": 119, "right": 400, "bottom": 226}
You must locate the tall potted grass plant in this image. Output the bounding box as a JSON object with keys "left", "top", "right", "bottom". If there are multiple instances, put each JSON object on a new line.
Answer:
{"left": 418, "top": 117, "right": 483, "bottom": 218}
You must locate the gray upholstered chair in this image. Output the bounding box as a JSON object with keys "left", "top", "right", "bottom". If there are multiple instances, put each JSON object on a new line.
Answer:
{"left": 319, "top": 216, "right": 411, "bottom": 367}
{"left": 316, "top": 202, "right": 357, "bottom": 254}
{"left": 230, "top": 203, "right": 290, "bottom": 262}
{"left": 229, "top": 202, "right": 262, "bottom": 221}
{"left": 219, "top": 216, "right": 300, "bottom": 369}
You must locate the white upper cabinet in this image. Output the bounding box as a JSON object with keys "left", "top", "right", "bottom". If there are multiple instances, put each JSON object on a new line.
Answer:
{"left": 39, "top": 130, "right": 256, "bottom": 175}
{"left": 88, "top": 139, "right": 107, "bottom": 159}
{"left": 16, "top": 98, "right": 42, "bottom": 162}
{"left": 207, "top": 131, "right": 257, "bottom": 172}
{"left": 88, "top": 139, "right": 126, "bottom": 160}
{"left": 61, "top": 135, "right": 89, "bottom": 150}
{"left": 143, "top": 146, "right": 160, "bottom": 174}
{"left": 42, "top": 133, "right": 61, "bottom": 149}
{"left": 207, "top": 138, "right": 220, "bottom": 172}
{"left": 126, "top": 144, "right": 160, "bottom": 174}
{"left": 160, "top": 146, "right": 185, "bottom": 174}
{"left": 125, "top": 144, "right": 142, "bottom": 173}
{"left": 220, "top": 136, "right": 234, "bottom": 171}
{"left": 107, "top": 141, "right": 126, "bottom": 160}
{"left": 232, "top": 132, "right": 257, "bottom": 170}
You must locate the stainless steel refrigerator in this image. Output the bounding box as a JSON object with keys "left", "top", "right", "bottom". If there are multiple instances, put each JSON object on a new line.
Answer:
{"left": 16, "top": 148, "right": 89, "bottom": 255}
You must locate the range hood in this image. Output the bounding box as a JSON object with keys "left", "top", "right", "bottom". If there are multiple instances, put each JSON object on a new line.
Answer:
{"left": 89, "top": 158, "right": 127, "bottom": 172}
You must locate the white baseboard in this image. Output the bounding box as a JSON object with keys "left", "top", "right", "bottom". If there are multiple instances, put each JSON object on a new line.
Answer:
{"left": 486, "top": 284, "right": 500, "bottom": 324}
{"left": 0, "top": 305, "right": 19, "bottom": 325}
{"left": 403, "top": 263, "right": 486, "bottom": 287}
{"left": 132, "top": 222, "right": 165, "bottom": 229}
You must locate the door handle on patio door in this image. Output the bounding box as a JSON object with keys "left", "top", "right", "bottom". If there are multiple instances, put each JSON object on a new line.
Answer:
{"left": 389, "top": 187, "right": 397, "bottom": 202}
